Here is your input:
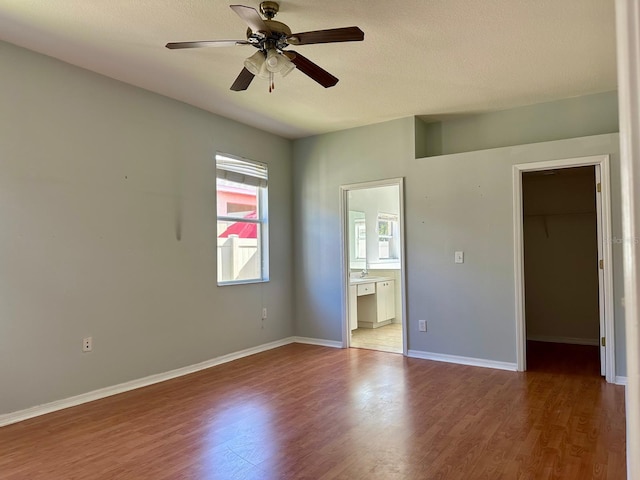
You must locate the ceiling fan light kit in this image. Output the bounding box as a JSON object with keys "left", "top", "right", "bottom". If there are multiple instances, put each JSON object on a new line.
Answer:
{"left": 165, "top": 1, "right": 364, "bottom": 92}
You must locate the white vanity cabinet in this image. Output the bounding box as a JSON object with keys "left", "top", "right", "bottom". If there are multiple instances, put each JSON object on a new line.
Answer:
{"left": 352, "top": 277, "right": 396, "bottom": 328}
{"left": 376, "top": 280, "right": 395, "bottom": 322}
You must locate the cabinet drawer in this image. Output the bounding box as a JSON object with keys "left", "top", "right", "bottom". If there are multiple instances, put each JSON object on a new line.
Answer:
{"left": 356, "top": 283, "right": 375, "bottom": 296}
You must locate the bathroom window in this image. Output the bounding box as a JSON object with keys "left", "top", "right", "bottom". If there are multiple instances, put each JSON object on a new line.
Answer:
{"left": 378, "top": 213, "right": 399, "bottom": 260}
{"left": 216, "top": 154, "right": 269, "bottom": 285}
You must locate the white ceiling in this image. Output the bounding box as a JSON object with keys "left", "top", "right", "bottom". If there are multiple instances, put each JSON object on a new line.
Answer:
{"left": 0, "top": 0, "right": 617, "bottom": 139}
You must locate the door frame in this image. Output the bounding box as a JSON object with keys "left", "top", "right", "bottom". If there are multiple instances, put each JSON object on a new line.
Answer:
{"left": 339, "top": 177, "right": 408, "bottom": 355}
{"left": 615, "top": 0, "right": 640, "bottom": 475}
{"left": 512, "top": 155, "right": 616, "bottom": 382}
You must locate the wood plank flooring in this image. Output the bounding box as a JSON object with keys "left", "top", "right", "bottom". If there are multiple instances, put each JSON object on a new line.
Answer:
{"left": 0, "top": 343, "right": 626, "bottom": 479}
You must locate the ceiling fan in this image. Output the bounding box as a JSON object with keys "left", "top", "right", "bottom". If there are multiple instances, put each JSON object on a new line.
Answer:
{"left": 166, "top": 1, "right": 364, "bottom": 92}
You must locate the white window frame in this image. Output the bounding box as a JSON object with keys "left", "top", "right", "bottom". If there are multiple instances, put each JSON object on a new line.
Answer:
{"left": 216, "top": 153, "right": 269, "bottom": 286}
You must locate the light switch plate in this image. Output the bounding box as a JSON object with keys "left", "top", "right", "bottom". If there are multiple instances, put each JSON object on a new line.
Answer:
{"left": 454, "top": 251, "right": 464, "bottom": 264}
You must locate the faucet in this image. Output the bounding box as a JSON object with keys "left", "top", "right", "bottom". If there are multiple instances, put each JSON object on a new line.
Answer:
{"left": 360, "top": 267, "right": 368, "bottom": 278}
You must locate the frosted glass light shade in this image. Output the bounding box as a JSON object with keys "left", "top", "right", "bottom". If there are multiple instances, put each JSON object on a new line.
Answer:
{"left": 257, "top": 59, "right": 269, "bottom": 79}
{"left": 265, "top": 49, "right": 295, "bottom": 75}
{"left": 266, "top": 49, "right": 283, "bottom": 73}
{"left": 280, "top": 55, "right": 295, "bottom": 77}
{"left": 244, "top": 51, "right": 266, "bottom": 76}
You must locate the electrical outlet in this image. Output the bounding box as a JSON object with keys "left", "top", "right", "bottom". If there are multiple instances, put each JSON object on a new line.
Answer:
{"left": 82, "top": 336, "right": 92, "bottom": 352}
{"left": 262, "top": 307, "right": 267, "bottom": 319}
{"left": 418, "top": 320, "right": 427, "bottom": 332}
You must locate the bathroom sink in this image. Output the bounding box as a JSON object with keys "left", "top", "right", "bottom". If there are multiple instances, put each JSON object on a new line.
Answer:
{"left": 349, "top": 276, "right": 391, "bottom": 285}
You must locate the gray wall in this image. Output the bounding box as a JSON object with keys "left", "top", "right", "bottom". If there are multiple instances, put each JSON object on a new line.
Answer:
{"left": 523, "top": 169, "right": 600, "bottom": 344}
{"left": 0, "top": 41, "right": 294, "bottom": 415}
{"left": 293, "top": 110, "right": 625, "bottom": 375}
{"left": 293, "top": 118, "right": 414, "bottom": 341}
{"left": 418, "top": 91, "right": 619, "bottom": 157}
{"left": 409, "top": 136, "right": 624, "bottom": 370}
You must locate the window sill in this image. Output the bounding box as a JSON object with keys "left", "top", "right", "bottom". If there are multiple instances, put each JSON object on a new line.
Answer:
{"left": 217, "top": 278, "right": 270, "bottom": 287}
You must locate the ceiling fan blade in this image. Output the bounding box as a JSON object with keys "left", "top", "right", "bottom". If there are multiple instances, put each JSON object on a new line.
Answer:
{"left": 230, "top": 67, "right": 255, "bottom": 91}
{"left": 287, "top": 26, "right": 364, "bottom": 45}
{"left": 284, "top": 51, "right": 338, "bottom": 88}
{"left": 230, "top": 5, "right": 271, "bottom": 34}
{"left": 166, "top": 40, "right": 250, "bottom": 49}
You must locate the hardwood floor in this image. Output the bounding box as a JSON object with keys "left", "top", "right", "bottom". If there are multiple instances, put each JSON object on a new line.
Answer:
{"left": 350, "top": 323, "right": 403, "bottom": 353}
{"left": 0, "top": 343, "right": 626, "bottom": 479}
{"left": 526, "top": 340, "right": 600, "bottom": 376}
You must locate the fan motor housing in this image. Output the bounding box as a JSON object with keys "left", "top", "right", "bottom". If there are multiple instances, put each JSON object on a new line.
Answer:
{"left": 246, "top": 20, "right": 292, "bottom": 49}
{"left": 265, "top": 20, "right": 291, "bottom": 36}
{"left": 246, "top": 20, "right": 291, "bottom": 36}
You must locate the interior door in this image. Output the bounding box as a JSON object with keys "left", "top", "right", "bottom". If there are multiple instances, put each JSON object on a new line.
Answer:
{"left": 594, "top": 165, "right": 606, "bottom": 376}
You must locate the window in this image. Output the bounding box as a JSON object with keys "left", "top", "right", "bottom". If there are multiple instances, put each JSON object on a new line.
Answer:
{"left": 216, "top": 154, "right": 269, "bottom": 285}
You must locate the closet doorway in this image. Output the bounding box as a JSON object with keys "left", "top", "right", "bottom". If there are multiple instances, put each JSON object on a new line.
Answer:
{"left": 513, "top": 155, "right": 615, "bottom": 382}
{"left": 340, "top": 178, "right": 407, "bottom": 355}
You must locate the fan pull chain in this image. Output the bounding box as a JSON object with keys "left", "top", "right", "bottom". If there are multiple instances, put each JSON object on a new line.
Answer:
{"left": 269, "top": 71, "right": 274, "bottom": 93}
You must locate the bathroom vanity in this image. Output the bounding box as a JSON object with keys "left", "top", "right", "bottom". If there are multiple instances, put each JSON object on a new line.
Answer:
{"left": 349, "top": 276, "right": 396, "bottom": 329}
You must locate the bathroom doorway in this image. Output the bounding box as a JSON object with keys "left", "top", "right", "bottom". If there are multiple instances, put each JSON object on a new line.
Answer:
{"left": 340, "top": 178, "right": 407, "bottom": 354}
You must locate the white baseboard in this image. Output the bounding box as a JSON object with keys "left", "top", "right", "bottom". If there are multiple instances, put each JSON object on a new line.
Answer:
{"left": 0, "top": 337, "right": 297, "bottom": 428}
{"left": 527, "top": 335, "right": 599, "bottom": 346}
{"left": 5, "top": 338, "right": 524, "bottom": 428}
{"left": 291, "top": 336, "right": 343, "bottom": 348}
{"left": 407, "top": 350, "right": 517, "bottom": 371}
{"left": 615, "top": 376, "right": 628, "bottom": 386}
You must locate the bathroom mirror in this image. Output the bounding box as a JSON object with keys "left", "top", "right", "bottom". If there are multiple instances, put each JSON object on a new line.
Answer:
{"left": 348, "top": 185, "right": 401, "bottom": 269}
{"left": 377, "top": 212, "right": 399, "bottom": 260}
